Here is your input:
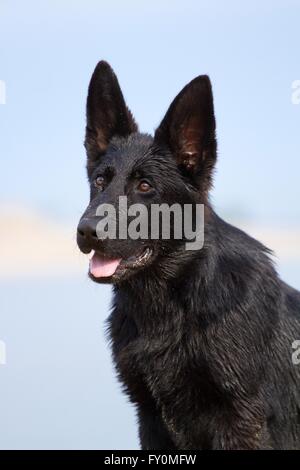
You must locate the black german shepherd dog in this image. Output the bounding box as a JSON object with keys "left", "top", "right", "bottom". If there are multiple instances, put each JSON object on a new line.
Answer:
{"left": 77, "top": 61, "right": 300, "bottom": 450}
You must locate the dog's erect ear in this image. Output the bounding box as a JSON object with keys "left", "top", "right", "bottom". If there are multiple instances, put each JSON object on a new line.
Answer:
{"left": 154, "top": 75, "right": 216, "bottom": 190}
{"left": 85, "top": 61, "right": 138, "bottom": 171}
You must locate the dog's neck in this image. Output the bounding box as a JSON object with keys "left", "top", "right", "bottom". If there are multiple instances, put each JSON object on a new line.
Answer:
{"left": 112, "top": 209, "right": 221, "bottom": 331}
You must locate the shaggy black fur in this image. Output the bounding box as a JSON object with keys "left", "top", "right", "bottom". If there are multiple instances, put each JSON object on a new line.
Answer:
{"left": 77, "top": 61, "right": 300, "bottom": 449}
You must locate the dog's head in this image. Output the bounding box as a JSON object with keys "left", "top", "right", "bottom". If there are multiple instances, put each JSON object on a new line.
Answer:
{"left": 77, "top": 61, "right": 217, "bottom": 284}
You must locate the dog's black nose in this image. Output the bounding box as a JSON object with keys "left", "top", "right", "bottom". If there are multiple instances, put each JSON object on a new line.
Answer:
{"left": 77, "top": 217, "right": 99, "bottom": 253}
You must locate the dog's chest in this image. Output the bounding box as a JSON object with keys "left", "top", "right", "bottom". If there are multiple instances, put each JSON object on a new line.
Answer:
{"left": 109, "top": 301, "right": 210, "bottom": 408}
{"left": 109, "top": 301, "right": 190, "bottom": 405}
{"left": 113, "top": 327, "right": 181, "bottom": 405}
{"left": 111, "top": 314, "right": 227, "bottom": 448}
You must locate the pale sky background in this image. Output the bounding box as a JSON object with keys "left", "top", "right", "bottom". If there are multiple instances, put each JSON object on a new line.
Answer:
{"left": 0, "top": 0, "right": 300, "bottom": 450}
{"left": 0, "top": 0, "right": 300, "bottom": 223}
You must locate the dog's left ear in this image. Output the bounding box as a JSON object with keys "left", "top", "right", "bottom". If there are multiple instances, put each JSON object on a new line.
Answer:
{"left": 85, "top": 61, "right": 138, "bottom": 175}
{"left": 154, "top": 75, "right": 216, "bottom": 190}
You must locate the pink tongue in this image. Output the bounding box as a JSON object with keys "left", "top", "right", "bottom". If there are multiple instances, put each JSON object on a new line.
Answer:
{"left": 89, "top": 253, "right": 121, "bottom": 278}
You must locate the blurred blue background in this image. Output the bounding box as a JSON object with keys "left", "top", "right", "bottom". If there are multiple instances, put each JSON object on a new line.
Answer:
{"left": 0, "top": 0, "right": 299, "bottom": 449}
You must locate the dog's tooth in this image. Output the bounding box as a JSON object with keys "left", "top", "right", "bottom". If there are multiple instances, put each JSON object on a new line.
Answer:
{"left": 89, "top": 250, "right": 95, "bottom": 260}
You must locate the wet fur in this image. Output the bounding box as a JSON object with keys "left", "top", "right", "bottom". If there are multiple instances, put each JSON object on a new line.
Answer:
{"left": 78, "top": 61, "right": 300, "bottom": 449}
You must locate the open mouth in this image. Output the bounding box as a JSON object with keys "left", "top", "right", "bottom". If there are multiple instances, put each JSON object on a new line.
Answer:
{"left": 88, "top": 247, "right": 153, "bottom": 282}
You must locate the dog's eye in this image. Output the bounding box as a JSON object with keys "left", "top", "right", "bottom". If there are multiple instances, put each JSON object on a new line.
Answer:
{"left": 94, "top": 176, "right": 105, "bottom": 190}
{"left": 137, "top": 180, "right": 152, "bottom": 193}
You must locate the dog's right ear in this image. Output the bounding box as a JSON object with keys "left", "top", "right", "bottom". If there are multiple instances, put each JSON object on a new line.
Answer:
{"left": 154, "top": 75, "right": 216, "bottom": 193}
{"left": 85, "top": 61, "right": 138, "bottom": 175}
